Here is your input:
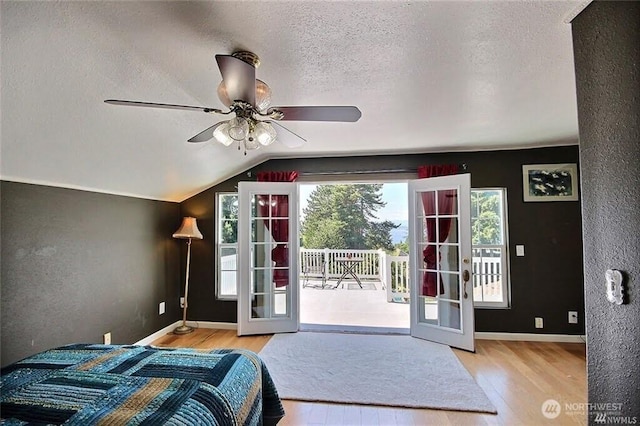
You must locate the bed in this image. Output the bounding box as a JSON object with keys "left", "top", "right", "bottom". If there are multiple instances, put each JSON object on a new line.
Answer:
{"left": 0, "top": 344, "right": 285, "bottom": 425}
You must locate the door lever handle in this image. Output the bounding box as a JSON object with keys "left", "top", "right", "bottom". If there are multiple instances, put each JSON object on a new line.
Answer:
{"left": 462, "top": 270, "right": 470, "bottom": 299}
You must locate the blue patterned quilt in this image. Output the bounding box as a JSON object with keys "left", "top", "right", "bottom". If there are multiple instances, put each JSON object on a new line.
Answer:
{"left": 0, "top": 344, "right": 284, "bottom": 425}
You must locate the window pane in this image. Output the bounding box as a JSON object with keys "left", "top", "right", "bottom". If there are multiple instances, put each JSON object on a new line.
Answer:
{"left": 219, "top": 220, "right": 237, "bottom": 243}
{"left": 217, "top": 193, "right": 239, "bottom": 300}
{"left": 471, "top": 190, "right": 503, "bottom": 245}
{"left": 471, "top": 189, "right": 508, "bottom": 307}
{"left": 219, "top": 271, "right": 237, "bottom": 296}
{"left": 220, "top": 194, "right": 238, "bottom": 220}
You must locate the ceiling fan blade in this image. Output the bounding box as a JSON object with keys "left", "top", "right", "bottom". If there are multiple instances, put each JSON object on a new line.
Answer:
{"left": 267, "top": 121, "right": 307, "bottom": 148}
{"left": 270, "top": 106, "right": 362, "bottom": 122}
{"left": 215, "top": 55, "right": 256, "bottom": 107}
{"left": 105, "top": 99, "right": 220, "bottom": 113}
{"left": 187, "top": 121, "right": 226, "bottom": 143}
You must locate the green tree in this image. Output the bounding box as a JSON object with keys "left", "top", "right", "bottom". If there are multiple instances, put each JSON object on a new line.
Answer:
{"left": 471, "top": 191, "right": 502, "bottom": 245}
{"left": 301, "top": 184, "right": 398, "bottom": 251}
{"left": 220, "top": 194, "right": 238, "bottom": 243}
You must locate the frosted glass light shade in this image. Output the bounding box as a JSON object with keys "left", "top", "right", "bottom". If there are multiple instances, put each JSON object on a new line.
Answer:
{"left": 254, "top": 121, "right": 277, "bottom": 146}
{"left": 244, "top": 137, "right": 260, "bottom": 150}
{"left": 173, "top": 217, "right": 203, "bottom": 240}
{"left": 217, "top": 79, "right": 271, "bottom": 111}
{"left": 228, "top": 117, "right": 249, "bottom": 141}
{"left": 254, "top": 80, "right": 272, "bottom": 111}
{"left": 213, "top": 122, "right": 234, "bottom": 146}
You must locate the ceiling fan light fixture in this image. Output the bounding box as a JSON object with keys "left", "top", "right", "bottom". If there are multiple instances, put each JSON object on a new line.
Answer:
{"left": 228, "top": 117, "right": 249, "bottom": 141}
{"left": 213, "top": 121, "right": 234, "bottom": 146}
{"left": 253, "top": 121, "right": 277, "bottom": 146}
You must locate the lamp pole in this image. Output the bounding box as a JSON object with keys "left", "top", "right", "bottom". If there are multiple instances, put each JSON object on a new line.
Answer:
{"left": 174, "top": 237, "right": 194, "bottom": 334}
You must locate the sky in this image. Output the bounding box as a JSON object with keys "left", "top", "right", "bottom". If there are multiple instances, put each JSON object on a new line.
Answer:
{"left": 299, "top": 182, "right": 408, "bottom": 223}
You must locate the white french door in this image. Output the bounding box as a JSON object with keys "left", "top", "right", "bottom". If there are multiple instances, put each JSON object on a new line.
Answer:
{"left": 237, "top": 182, "right": 299, "bottom": 335}
{"left": 408, "top": 174, "right": 475, "bottom": 351}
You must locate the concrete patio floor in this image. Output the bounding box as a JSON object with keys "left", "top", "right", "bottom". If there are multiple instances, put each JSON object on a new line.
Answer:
{"left": 299, "top": 279, "right": 410, "bottom": 331}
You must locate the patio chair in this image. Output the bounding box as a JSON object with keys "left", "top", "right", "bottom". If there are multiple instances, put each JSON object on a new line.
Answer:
{"left": 302, "top": 254, "right": 327, "bottom": 288}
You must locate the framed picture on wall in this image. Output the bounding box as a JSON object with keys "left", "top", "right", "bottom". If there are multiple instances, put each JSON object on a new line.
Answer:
{"left": 522, "top": 163, "right": 579, "bottom": 202}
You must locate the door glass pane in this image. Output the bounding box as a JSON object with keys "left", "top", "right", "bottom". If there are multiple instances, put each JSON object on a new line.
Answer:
{"left": 251, "top": 244, "right": 271, "bottom": 268}
{"left": 274, "top": 292, "right": 287, "bottom": 316}
{"left": 420, "top": 296, "right": 438, "bottom": 324}
{"left": 425, "top": 218, "right": 437, "bottom": 243}
{"left": 439, "top": 244, "right": 459, "bottom": 272}
{"left": 272, "top": 195, "right": 289, "bottom": 218}
{"left": 251, "top": 296, "right": 268, "bottom": 319}
{"left": 437, "top": 189, "right": 458, "bottom": 215}
{"left": 438, "top": 300, "right": 461, "bottom": 330}
{"left": 271, "top": 219, "right": 289, "bottom": 243}
{"left": 252, "top": 269, "right": 269, "bottom": 293}
{"left": 421, "top": 191, "right": 436, "bottom": 216}
{"left": 441, "top": 272, "right": 460, "bottom": 301}
{"left": 441, "top": 218, "right": 458, "bottom": 243}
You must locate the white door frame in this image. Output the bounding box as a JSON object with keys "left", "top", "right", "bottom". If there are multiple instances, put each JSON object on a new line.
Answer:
{"left": 237, "top": 182, "right": 299, "bottom": 335}
{"left": 408, "top": 174, "right": 475, "bottom": 351}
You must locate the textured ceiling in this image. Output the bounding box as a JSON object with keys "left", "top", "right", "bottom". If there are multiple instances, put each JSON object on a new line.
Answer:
{"left": 1, "top": 1, "right": 583, "bottom": 202}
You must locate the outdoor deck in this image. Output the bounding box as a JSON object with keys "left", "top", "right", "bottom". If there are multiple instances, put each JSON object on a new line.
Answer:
{"left": 300, "top": 279, "right": 410, "bottom": 331}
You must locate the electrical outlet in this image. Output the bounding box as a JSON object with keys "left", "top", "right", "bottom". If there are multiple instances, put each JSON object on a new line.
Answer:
{"left": 535, "top": 317, "right": 544, "bottom": 328}
{"left": 159, "top": 301, "right": 165, "bottom": 315}
{"left": 180, "top": 297, "right": 185, "bottom": 308}
{"left": 568, "top": 311, "right": 578, "bottom": 324}
{"left": 103, "top": 332, "right": 111, "bottom": 345}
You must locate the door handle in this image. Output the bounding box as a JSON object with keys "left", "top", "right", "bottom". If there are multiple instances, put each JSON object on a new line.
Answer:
{"left": 462, "top": 269, "right": 470, "bottom": 299}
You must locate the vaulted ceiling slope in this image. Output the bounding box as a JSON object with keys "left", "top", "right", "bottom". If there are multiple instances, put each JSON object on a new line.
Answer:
{"left": 0, "top": 1, "right": 583, "bottom": 202}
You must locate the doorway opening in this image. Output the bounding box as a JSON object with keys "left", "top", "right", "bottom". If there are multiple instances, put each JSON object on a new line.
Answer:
{"left": 298, "top": 182, "right": 410, "bottom": 334}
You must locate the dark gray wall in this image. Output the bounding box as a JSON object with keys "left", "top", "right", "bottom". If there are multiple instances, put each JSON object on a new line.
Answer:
{"left": 572, "top": 1, "right": 640, "bottom": 420}
{"left": 1, "top": 182, "right": 182, "bottom": 367}
{"left": 183, "top": 146, "right": 585, "bottom": 335}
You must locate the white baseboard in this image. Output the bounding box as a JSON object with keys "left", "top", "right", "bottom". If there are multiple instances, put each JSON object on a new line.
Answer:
{"left": 134, "top": 321, "right": 238, "bottom": 346}
{"left": 475, "top": 332, "right": 586, "bottom": 343}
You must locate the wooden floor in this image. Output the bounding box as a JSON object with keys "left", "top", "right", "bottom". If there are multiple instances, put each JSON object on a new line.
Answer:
{"left": 153, "top": 329, "right": 587, "bottom": 425}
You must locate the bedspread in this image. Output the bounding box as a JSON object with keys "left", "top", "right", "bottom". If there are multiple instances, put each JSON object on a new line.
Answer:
{"left": 0, "top": 344, "right": 284, "bottom": 425}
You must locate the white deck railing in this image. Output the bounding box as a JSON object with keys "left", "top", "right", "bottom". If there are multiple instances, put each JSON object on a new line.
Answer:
{"left": 222, "top": 248, "right": 502, "bottom": 304}
{"left": 299, "top": 248, "right": 383, "bottom": 280}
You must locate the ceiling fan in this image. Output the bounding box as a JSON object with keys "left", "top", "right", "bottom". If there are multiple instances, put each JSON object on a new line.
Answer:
{"left": 105, "top": 51, "right": 361, "bottom": 154}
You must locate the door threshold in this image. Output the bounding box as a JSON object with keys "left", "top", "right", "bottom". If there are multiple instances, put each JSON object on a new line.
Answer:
{"left": 300, "top": 323, "right": 410, "bottom": 335}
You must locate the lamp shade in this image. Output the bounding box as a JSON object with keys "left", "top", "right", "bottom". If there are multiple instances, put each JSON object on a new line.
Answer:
{"left": 173, "top": 217, "right": 203, "bottom": 240}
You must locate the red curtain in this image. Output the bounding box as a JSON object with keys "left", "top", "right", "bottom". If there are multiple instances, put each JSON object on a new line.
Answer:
{"left": 417, "top": 165, "right": 459, "bottom": 297}
{"left": 256, "top": 171, "right": 298, "bottom": 287}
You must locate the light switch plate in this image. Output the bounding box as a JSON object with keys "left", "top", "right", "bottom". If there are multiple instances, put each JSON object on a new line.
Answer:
{"left": 516, "top": 245, "right": 525, "bottom": 256}
{"left": 605, "top": 269, "right": 624, "bottom": 305}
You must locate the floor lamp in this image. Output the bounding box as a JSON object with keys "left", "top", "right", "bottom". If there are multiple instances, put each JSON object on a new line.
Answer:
{"left": 173, "top": 217, "right": 203, "bottom": 335}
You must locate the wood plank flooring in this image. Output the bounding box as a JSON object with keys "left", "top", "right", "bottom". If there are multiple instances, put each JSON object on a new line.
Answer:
{"left": 152, "top": 329, "right": 586, "bottom": 425}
